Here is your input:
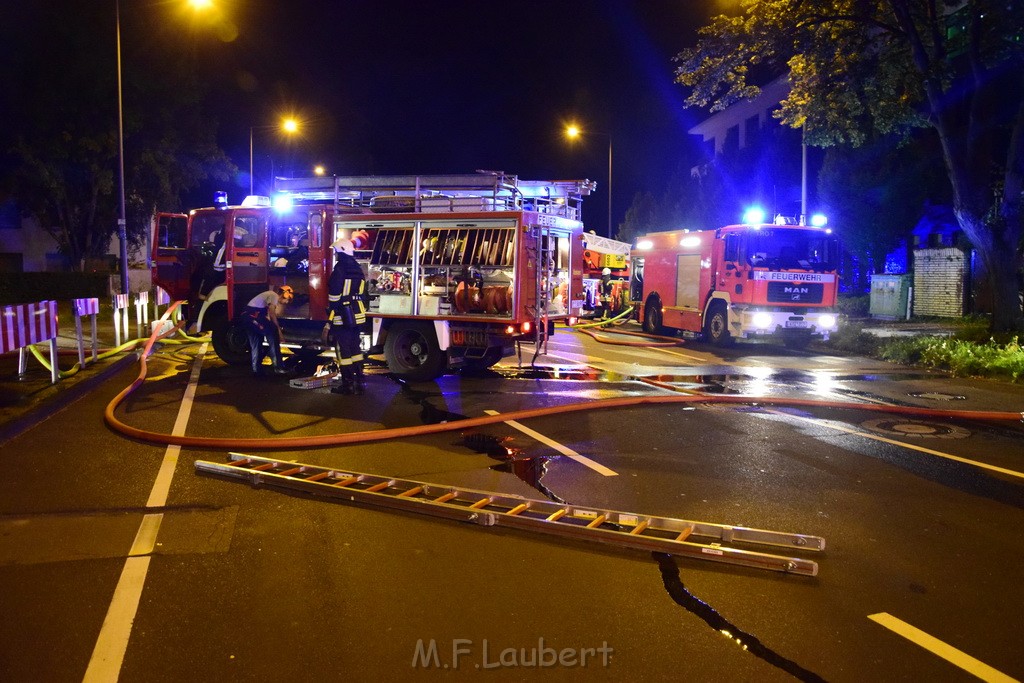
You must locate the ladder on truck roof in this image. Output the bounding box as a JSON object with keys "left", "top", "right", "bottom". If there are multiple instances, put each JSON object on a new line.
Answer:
{"left": 272, "top": 172, "right": 596, "bottom": 217}
{"left": 196, "top": 453, "right": 825, "bottom": 575}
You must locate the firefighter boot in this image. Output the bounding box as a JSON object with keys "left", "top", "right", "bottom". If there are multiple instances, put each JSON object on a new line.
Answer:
{"left": 331, "top": 367, "right": 354, "bottom": 395}
{"left": 353, "top": 362, "right": 366, "bottom": 395}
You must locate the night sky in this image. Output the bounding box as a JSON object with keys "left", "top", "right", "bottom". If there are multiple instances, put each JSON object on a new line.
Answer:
{"left": 6, "top": 0, "right": 729, "bottom": 236}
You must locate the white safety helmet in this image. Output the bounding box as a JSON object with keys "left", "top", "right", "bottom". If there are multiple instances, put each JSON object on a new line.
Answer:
{"left": 331, "top": 238, "right": 355, "bottom": 256}
{"left": 602, "top": 268, "right": 611, "bottom": 276}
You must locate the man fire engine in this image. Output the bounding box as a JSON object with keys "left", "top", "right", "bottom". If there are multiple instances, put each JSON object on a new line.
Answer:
{"left": 152, "top": 172, "right": 593, "bottom": 380}
{"left": 632, "top": 217, "right": 840, "bottom": 348}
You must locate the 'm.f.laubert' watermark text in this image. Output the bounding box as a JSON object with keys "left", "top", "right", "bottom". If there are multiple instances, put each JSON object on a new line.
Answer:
{"left": 412, "top": 638, "right": 613, "bottom": 670}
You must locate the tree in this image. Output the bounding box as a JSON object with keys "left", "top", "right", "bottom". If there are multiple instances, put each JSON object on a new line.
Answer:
{"left": 0, "top": 2, "right": 234, "bottom": 272}
{"left": 676, "top": 0, "right": 1024, "bottom": 331}
{"left": 817, "top": 133, "right": 948, "bottom": 292}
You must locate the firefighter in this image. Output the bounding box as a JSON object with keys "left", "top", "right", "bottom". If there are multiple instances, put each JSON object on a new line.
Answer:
{"left": 242, "top": 284, "right": 293, "bottom": 377}
{"left": 596, "top": 267, "right": 614, "bottom": 320}
{"left": 324, "top": 238, "right": 367, "bottom": 395}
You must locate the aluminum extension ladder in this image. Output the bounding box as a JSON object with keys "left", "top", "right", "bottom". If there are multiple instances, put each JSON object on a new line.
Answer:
{"left": 196, "top": 453, "right": 825, "bottom": 576}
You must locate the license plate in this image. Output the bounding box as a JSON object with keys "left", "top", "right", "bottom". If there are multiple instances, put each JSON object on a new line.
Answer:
{"left": 785, "top": 320, "right": 808, "bottom": 328}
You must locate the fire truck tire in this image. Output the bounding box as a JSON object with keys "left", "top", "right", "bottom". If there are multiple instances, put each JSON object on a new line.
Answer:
{"left": 384, "top": 321, "right": 445, "bottom": 381}
{"left": 703, "top": 303, "right": 732, "bottom": 346}
{"left": 642, "top": 296, "right": 667, "bottom": 335}
{"left": 209, "top": 310, "right": 251, "bottom": 366}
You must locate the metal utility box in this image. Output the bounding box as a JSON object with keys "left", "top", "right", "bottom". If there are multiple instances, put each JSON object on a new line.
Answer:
{"left": 869, "top": 274, "right": 911, "bottom": 319}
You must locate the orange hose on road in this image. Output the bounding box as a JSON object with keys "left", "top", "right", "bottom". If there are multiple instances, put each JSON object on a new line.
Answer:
{"left": 104, "top": 303, "right": 1024, "bottom": 452}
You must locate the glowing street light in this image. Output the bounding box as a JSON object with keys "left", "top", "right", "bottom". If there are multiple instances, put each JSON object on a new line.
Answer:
{"left": 250, "top": 117, "right": 300, "bottom": 195}
{"left": 115, "top": 0, "right": 212, "bottom": 295}
{"left": 564, "top": 123, "right": 613, "bottom": 238}
{"left": 313, "top": 165, "right": 326, "bottom": 176}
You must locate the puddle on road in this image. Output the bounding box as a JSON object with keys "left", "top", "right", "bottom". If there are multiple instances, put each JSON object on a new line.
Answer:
{"left": 458, "top": 432, "right": 566, "bottom": 504}
{"left": 655, "top": 553, "right": 825, "bottom": 682}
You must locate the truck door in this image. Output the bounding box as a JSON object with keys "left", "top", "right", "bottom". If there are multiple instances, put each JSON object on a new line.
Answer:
{"left": 152, "top": 213, "right": 189, "bottom": 299}
{"left": 225, "top": 211, "right": 268, "bottom": 317}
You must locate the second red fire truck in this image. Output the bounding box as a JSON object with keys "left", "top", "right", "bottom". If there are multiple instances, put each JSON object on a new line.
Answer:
{"left": 631, "top": 219, "right": 841, "bottom": 348}
{"left": 153, "top": 172, "right": 593, "bottom": 380}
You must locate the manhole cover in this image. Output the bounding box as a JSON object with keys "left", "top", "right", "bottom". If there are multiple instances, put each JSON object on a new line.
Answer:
{"left": 861, "top": 419, "right": 970, "bottom": 439}
{"left": 907, "top": 392, "right": 967, "bottom": 401}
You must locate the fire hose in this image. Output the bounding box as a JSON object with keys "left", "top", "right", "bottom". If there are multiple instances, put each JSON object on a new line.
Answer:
{"left": 103, "top": 302, "right": 1023, "bottom": 451}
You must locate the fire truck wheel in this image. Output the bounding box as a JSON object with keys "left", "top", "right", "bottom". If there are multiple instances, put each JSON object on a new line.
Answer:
{"left": 703, "top": 303, "right": 732, "bottom": 346}
{"left": 642, "top": 296, "right": 666, "bottom": 335}
{"left": 209, "top": 310, "right": 251, "bottom": 366}
{"left": 384, "top": 321, "right": 445, "bottom": 381}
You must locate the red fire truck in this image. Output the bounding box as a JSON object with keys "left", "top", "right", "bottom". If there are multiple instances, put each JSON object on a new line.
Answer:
{"left": 153, "top": 172, "right": 593, "bottom": 380}
{"left": 631, "top": 220, "right": 840, "bottom": 348}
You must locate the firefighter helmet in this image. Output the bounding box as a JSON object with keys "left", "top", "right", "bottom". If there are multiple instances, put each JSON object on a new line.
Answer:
{"left": 331, "top": 238, "right": 355, "bottom": 256}
{"left": 602, "top": 268, "right": 611, "bottom": 276}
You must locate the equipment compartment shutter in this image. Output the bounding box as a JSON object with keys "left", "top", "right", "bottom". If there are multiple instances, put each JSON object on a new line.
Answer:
{"left": 675, "top": 254, "right": 701, "bottom": 309}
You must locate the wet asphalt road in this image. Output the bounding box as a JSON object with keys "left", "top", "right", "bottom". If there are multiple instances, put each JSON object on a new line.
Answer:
{"left": 1, "top": 326, "right": 1023, "bottom": 682}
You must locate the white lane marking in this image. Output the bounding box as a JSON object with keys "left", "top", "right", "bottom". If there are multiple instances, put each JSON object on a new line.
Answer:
{"left": 868, "top": 613, "right": 1018, "bottom": 683}
{"left": 765, "top": 409, "right": 1024, "bottom": 480}
{"left": 84, "top": 344, "right": 208, "bottom": 683}
{"left": 483, "top": 409, "right": 618, "bottom": 477}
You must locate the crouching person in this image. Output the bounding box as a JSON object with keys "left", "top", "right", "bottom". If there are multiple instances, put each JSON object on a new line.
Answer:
{"left": 243, "top": 284, "right": 293, "bottom": 376}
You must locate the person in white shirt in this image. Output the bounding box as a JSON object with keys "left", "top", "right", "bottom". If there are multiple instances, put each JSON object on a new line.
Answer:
{"left": 242, "top": 284, "right": 293, "bottom": 376}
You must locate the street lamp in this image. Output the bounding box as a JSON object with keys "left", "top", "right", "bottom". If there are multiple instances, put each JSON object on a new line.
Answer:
{"left": 314, "top": 165, "right": 326, "bottom": 176}
{"left": 250, "top": 117, "right": 299, "bottom": 195}
{"left": 565, "top": 124, "right": 613, "bottom": 238}
{"left": 115, "top": 0, "right": 212, "bottom": 295}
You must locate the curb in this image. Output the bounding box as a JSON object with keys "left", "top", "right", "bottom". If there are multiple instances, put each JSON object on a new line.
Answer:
{"left": 0, "top": 352, "right": 139, "bottom": 446}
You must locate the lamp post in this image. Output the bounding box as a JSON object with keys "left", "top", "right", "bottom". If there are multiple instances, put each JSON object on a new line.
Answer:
{"left": 115, "top": 0, "right": 213, "bottom": 295}
{"left": 565, "top": 125, "right": 613, "bottom": 238}
{"left": 250, "top": 117, "right": 299, "bottom": 195}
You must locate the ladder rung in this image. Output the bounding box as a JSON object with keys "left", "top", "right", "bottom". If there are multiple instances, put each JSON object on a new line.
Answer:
{"left": 676, "top": 526, "right": 694, "bottom": 542}
{"left": 306, "top": 471, "right": 331, "bottom": 482}
{"left": 469, "top": 497, "right": 493, "bottom": 509}
{"left": 507, "top": 503, "right": 529, "bottom": 516}
{"left": 278, "top": 467, "right": 301, "bottom": 477}
{"left": 252, "top": 463, "right": 276, "bottom": 471}
{"left": 434, "top": 492, "right": 457, "bottom": 504}
{"left": 365, "top": 481, "right": 391, "bottom": 493}
{"left": 629, "top": 520, "right": 649, "bottom": 535}
{"left": 397, "top": 486, "right": 424, "bottom": 498}
{"left": 546, "top": 509, "right": 568, "bottom": 522}
{"left": 333, "top": 475, "right": 361, "bottom": 487}
{"left": 585, "top": 514, "right": 607, "bottom": 529}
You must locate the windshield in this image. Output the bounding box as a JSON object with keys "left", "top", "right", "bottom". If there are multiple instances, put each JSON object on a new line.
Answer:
{"left": 741, "top": 229, "right": 838, "bottom": 272}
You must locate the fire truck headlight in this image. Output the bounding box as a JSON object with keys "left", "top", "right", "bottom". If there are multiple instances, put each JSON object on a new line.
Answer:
{"left": 636, "top": 239, "right": 653, "bottom": 250}
{"left": 818, "top": 313, "right": 837, "bottom": 329}
{"left": 752, "top": 312, "right": 773, "bottom": 329}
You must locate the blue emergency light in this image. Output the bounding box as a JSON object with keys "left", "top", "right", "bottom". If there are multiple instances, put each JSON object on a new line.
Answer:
{"left": 214, "top": 191, "right": 228, "bottom": 209}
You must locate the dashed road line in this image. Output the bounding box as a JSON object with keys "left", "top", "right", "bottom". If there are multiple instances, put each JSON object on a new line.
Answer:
{"left": 868, "top": 613, "right": 1018, "bottom": 683}
{"left": 484, "top": 409, "right": 618, "bottom": 476}
{"left": 765, "top": 409, "right": 1024, "bottom": 480}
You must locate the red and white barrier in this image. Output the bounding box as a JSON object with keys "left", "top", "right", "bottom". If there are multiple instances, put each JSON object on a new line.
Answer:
{"left": 1, "top": 300, "right": 59, "bottom": 383}
{"left": 112, "top": 293, "right": 130, "bottom": 347}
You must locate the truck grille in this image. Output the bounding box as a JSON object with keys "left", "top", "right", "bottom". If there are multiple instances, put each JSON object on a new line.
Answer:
{"left": 767, "top": 282, "right": 824, "bottom": 304}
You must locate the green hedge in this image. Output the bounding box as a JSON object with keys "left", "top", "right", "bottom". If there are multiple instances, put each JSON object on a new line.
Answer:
{"left": 0, "top": 272, "right": 110, "bottom": 305}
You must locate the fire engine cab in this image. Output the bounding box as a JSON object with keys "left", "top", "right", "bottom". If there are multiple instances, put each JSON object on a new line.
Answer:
{"left": 632, "top": 219, "right": 841, "bottom": 348}
{"left": 153, "top": 172, "right": 594, "bottom": 380}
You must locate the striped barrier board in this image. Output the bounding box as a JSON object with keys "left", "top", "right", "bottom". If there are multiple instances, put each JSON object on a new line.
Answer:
{"left": 1, "top": 300, "right": 59, "bottom": 383}
{"left": 112, "top": 293, "right": 131, "bottom": 346}
{"left": 1, "top": 301, "right": 58, "bottom": 355}
{"left": 73, "top": 297, "right": 100, "bottom": 366}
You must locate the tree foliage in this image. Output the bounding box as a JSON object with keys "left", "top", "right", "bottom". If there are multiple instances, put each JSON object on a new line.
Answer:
{"left": 0, "top": 2, "right": 235, "bottom": 271}
{"left": 676, "top": 0, "right": 1024, "bottom": 331}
